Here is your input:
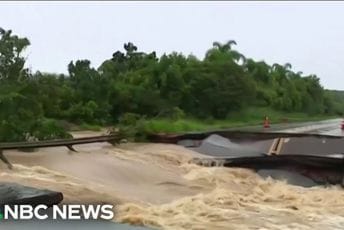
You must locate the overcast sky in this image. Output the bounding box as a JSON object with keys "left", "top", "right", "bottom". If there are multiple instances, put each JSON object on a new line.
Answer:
{"left": 1, "top": 1, "right": 344, "bottom": 90}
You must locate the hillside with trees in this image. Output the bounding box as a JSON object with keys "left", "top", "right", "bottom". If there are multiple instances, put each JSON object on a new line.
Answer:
{"left": 0, "top": 28, "right": 343, "bottom": 141}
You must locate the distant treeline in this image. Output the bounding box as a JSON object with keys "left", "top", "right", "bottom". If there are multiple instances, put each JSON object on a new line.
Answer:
{"left": 0, "top": 28, "right": 343, "bottom": 141}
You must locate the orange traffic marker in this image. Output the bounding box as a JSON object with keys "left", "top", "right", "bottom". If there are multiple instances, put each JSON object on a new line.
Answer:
{"left": 263, "top": 116, "right": 270, "bottom": 128}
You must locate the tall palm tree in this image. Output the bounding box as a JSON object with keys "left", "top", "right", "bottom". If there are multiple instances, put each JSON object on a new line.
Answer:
{"left": 208, "top": 40, "right": 245, "bottom": 65}
{"left": 212, "top": 40, "right": 237, "bottom": 52}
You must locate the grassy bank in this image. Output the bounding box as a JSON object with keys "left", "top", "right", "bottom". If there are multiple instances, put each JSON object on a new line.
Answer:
{"left": 67, "top": 107, "right": 339, "bottom": 135}
{"left": 140, "top": 108, "right": 338, "bottom": 134}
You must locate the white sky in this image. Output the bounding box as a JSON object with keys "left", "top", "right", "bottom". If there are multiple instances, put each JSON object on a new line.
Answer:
{"left": 1, "top": 1, "right": 344, "bottom": 90}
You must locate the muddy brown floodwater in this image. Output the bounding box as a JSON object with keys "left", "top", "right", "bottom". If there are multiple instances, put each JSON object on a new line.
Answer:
{"left": 1, "top": 131, "right": 344, "bottom": 230}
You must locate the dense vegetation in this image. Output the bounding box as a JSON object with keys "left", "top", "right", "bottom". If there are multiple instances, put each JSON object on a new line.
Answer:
{"left": 0, "top": 28, "right": 343, "bottom": 141}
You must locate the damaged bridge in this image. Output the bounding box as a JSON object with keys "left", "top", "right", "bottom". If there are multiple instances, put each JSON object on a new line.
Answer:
{"left": 0, "top": 134, "right": 120, "bottom": 169}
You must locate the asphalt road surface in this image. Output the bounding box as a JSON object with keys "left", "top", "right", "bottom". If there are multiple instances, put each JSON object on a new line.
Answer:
{"left": 237, "top": 118, "right": 344, "bottom": 156}
{"left": 231, "top": 118, "right": 343, "bottom": 134}
{"left": 274, "top": 118, "right": 344, "bottom": 156}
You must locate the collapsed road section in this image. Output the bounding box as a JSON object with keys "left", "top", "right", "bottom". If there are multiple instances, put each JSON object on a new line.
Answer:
{"left": 191, "top": 155, "right": 344, "bottom": 187}
{"left": 150, "top": 130, "right": 344, "bottom": 187}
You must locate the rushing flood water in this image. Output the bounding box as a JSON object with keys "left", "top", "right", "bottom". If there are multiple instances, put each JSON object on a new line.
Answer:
{"left": 1, "top": 132, "right": 344, "bottom": 229}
